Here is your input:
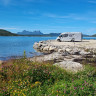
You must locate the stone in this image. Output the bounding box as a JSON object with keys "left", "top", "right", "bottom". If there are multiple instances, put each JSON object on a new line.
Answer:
{"left": 43, "top": 46, "right": 49, "bottom": 51}
{"left": 39, "top": 41, "right": 43, "bottom": 43}
{"left": 49, "top": 46, "right": 56, "bottom": 52}
{"left": 80, "top": 50, "right": 90, "bottom": 56}
{"left": 33, "top": 42, "right": 39, "bottom": 49}
{"left": 58, "top": 49, "right": 64, "bottom": 53}
{"left": 66, "top": 48, "right": 72, "bottom": 52}
{"left": 54, "top": 61, "right": 83, "bottom": 72}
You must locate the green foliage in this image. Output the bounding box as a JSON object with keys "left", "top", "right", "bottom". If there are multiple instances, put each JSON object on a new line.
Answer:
{"left": 0, "top": 58, "right": 96, "bottom": 96}
{"left": 23, "top": 50, "right": 26, "bottom": 58}
{"left": 0, "top": 29, "right": 18, "bottom": 36}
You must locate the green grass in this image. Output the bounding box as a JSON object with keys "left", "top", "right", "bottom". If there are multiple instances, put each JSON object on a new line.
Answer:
{"left": 0, "top": 58, "right": 96, "bottom": 96}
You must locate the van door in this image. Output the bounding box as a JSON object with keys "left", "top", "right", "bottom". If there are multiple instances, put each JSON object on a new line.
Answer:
{"left": 69, "top": 34, "right": 75, "bottom": 41}
{"left": 62, "top": 34, "right": 68, "bottom": 41}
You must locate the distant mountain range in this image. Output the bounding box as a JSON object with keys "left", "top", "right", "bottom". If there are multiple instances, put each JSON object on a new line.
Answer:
{"left": 17, "top": 30, "right": 43, "bottom": 35}
{"left": 17, "top": 30, "right": 90, "bottom": 37}
{"left": 0, "top": 29, "right": 95, "bottom": 37}
{"left": 17, "top": 30, "right": 61, "bottom": 36}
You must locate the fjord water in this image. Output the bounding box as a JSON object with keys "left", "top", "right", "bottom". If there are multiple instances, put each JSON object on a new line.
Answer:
{"left": 0, "top": 36, "right": 57, "bottom": 60}
{"left": 0, "top": 36, "right": 96, "bottom": 60}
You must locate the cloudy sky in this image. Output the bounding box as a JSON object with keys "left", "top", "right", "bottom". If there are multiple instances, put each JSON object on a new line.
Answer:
{"left": 0, "top": 0, "right": 96, "bottom": 34}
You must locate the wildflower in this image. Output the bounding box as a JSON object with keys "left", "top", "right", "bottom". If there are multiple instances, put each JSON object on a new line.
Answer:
{"left": 74, "top": 87, "right": 77, "bottom": 90}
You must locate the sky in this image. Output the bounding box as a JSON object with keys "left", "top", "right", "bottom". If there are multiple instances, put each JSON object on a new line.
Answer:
{"left": 0, "top": 0, "right": 96, "bottom": 35}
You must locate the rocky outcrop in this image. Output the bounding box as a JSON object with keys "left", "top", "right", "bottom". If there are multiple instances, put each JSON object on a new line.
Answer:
{"left": 32, "top": 40, "right": 94, "bottom": 72}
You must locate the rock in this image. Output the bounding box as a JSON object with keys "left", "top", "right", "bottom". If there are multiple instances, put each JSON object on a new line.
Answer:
{"left": 33, "top": 42, "right": 38, "bottom": 49}
{"left": 72, "top": 49, "right": 80, "bottom": 55}
{"left": 54, "top": 61, "right": 83, "bottom": 72}
{"left": 58, "top": 49, "right": 64, "bottom": 53}
{"left": 30, "top": 52, "right": 64, "bottom": 62}
{"left": 80, "top": 50, "right": 90, "bottom": 56}
{"left": 49, "top": 46, "right": 56, "bottom": 52}
{"left": 66, "top": 48, "right": 72, "bottom": 52}
{"left": 43, "top": 46, "right": 49, "bottom": 51}
{"left": 39, "top": 41, "right": 43, "bottom": 43}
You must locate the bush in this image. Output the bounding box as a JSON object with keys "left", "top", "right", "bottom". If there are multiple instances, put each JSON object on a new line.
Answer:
{"left": 0, "top": 58, "right": 96, "bottom": 96}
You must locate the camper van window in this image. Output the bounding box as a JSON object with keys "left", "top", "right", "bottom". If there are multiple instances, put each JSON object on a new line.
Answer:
{"left": 59, "top": 35, "right": 62, "bottom": 37}
{"left": 63, "top": 34, "right": 68, "bottom": 37}
{"left": 69, "top": 34, "right": 74, "bottom": 37}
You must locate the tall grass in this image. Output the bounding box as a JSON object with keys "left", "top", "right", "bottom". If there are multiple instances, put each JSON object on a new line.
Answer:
{"left": 0, "top": 57, "right": 96, "bottom": 96}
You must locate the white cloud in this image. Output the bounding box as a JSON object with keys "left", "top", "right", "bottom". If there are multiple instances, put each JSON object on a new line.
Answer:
{"left": 88, "top": 1, "right": 96, "bottom": 4}
{"left": 44, "top": 13, "right": 71, "bottom": 18}
{"left": 0, "top": 27, "right": 17, "bottom": 29}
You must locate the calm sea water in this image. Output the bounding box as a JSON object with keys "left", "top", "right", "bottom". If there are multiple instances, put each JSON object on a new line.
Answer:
{"left": 0, "top": 36, "right": 96, "bottom": 60}
{"left": 0, "top": 36, "right": 57, "bottom": 60}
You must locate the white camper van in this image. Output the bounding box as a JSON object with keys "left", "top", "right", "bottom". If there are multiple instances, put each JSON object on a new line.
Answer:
{"left": 56, "top": 32, "right": 82, "bottom": 42}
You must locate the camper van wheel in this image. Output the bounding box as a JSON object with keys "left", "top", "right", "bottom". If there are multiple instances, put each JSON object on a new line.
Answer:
{"left": 57, "top": 39, "right": 61, "bottom": 42}
{"left": 71, "top": 38, "right": 75, "bottom": 42}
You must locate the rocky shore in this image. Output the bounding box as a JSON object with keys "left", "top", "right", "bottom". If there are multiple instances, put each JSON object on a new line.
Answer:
{"left": 31, "top": 39, "right": 96, "bottom": 72}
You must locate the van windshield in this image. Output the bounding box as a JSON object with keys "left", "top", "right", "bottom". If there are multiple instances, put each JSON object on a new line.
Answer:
{"left": 62, "top": 34, "right": 68, "bottom": 37}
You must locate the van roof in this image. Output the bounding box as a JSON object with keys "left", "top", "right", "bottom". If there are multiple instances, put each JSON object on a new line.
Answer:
{"left": 61, "top": 32, "right": 82, "bottom": 34}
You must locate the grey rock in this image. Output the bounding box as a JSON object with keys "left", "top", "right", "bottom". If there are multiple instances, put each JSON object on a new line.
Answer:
{"left": 43, "top": 46, "right": 49, "bottom": 51}
{"left": 49, "top": 46, "right": 56, "bottom": 52}
{"left": 54, "top": 61, "right": 83, "bottom": 72}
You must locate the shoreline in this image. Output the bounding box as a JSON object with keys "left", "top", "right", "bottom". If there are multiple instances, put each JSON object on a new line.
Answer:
{"left": 31, "top": 39, "right": 96, "bottom": 72}
{"left": 1, "top": 39, "right": 96, "bottom": 72}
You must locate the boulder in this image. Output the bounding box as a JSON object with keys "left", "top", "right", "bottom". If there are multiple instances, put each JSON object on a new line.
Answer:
{"left": 58, "top": 49, "right": 64, "bottom": 53}
{"left": 65, "top": 48, "right": 72, "bottom": 52}
{"left": 72, "top": 48, "right": 80, "bottom": 55}
{"left": 33, "top": 42, "right": 38, "bottom": 49}
{"left": 80, "top": 50, "right": 90, "bottom": 56}
{"left": 39, "top": 41, "right": 43, "bottom": 43}
{"left": 49, "top": 46, "right": 56, "bottom": 52}
{"left": 43, "top": 46, "right": 49, "bottom": 51}
{"left": 54, "top": 61, "right": 83, "bottom": 72}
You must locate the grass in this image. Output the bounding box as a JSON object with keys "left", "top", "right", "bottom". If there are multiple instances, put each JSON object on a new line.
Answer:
{"left": 0, "top": 57, "right": 96, "bottom": 96}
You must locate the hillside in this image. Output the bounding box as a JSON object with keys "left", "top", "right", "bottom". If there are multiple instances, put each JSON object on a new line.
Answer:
{"left": 0, "top": 29, "right": 18, "bottom": 36}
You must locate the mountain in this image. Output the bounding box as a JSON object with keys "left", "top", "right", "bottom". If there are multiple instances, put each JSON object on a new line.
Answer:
{"left": 17, "top": 30, "right": 43, "bottom": 35}
{"left": 17, "top": 30, "right": 61, "bottom": 36}
{"left": 0, "top": 29, "right": 18, "bottom": 36}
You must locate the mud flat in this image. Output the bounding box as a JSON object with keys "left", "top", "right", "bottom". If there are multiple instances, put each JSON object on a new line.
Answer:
{"left": 30, "top": 39, "right": 96, "bottom": 72}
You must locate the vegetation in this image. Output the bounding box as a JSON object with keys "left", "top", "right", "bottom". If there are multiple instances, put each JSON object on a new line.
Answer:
{"left": 0, "top": 53, "right": 96, "bottom": 96}
{"left": 0, "top": 29, "right": 18, "bottom": 36}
